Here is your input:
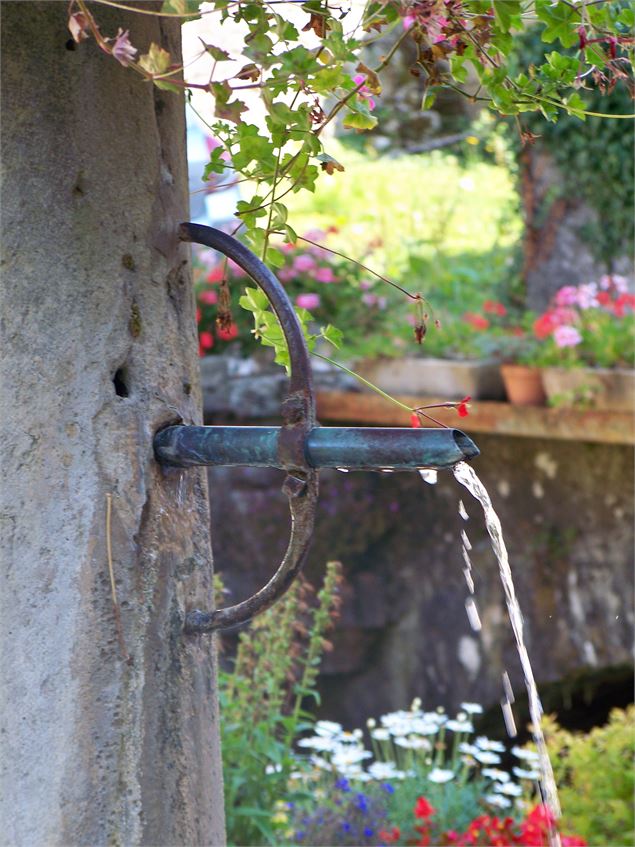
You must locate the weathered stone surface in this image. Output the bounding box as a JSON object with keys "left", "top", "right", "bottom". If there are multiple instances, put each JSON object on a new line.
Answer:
{"left": 200, "top": 353, "right": 357, "bottom": 418}
{"left": 1, "top": 5, "right": 223, "bottom": 844}
{"left": 207, "top": 393, "right": 634, "bottom": 732}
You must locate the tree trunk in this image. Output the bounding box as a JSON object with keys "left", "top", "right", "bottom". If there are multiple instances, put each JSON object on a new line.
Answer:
{"left": 0, "top": 3, "right": 224, "bottom": 844}
{"left": 520, "top": 145, "right": 609, "bottom": 311}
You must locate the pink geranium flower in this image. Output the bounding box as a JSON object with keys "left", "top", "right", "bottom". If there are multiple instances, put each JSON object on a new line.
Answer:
{"left": 293, "top": 254, "right": 316, "bottom": 273}
{"left": 553, "top": 325, "right": 582, "bottom": 348}
{"left": 555, "top": 285, "right": 579, "bottom": 306}
{"left": 315, "top": 266, "right": 336, "bottom": 284}
{"left": 112, "top": 29, "right": 138, "bottom": 67}
{"left": 296, "top": 293, "right": 320, "bottom": 310}
{"left": 353, "top": 74, "right": 376, "bottom": 111}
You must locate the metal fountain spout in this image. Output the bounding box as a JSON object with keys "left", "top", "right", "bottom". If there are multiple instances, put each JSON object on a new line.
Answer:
{"left": 154, "top": 223, "right": 479, "bottom": 633}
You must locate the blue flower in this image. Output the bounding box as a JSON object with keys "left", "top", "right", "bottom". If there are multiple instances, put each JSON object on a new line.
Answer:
{"left": 335, "top": 777, "right": 351, "bottom": 792}
{"left": 381, "top": 782, "right": 395, "bottom": 794}
{"left": 355, "top": 793, "right": 369, "bottom": 813}
{"left": 341, "top": 821, "right": 352, "bottom": 833}
{"left": 295, "top": 832, "right": 305, "bottom": 841}
{"left": 286, "top": 801, "right": 295, "bottom": 809}
{"left": 364, "top": 827, "right": 374, "bottom": 838}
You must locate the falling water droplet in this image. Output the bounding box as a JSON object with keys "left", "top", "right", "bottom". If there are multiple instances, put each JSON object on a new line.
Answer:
{"left": 463, "top": 568, "right": 475, "bottom": 594}
{"left": 458, "top": 500, "right": 469, "bottom": 520}
{"left": 501, "top": 698, "right": 518, "bottom": 738}
{"left": 461, "top": 529, "right": 472, "bottom": 550}
{"left": 419, "top": 469, "right": 438, "bottom": 485}
{"left": 465, "top": 597, "right": 482, "bottom": 631}
{"left": 336, "top": 468, "right": 349, "bottom": 473}
{"left": 502, "top": 670, "right": 515, "bottom": 704}
{"left": 453, "top": 460, "right": 561, "bottom": 824}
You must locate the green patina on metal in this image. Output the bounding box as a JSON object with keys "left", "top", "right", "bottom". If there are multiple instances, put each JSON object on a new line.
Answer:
{"left": 154, "top": 425, "right": 478, "bottom": 471}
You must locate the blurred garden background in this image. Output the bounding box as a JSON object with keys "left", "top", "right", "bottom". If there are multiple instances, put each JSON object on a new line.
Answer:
{"left": 181, "top": 4, "right": 634, "bottom": 845}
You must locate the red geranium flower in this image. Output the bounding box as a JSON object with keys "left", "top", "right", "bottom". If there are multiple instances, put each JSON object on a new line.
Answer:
{"left": 533, "top": 312, "right": 557, "bottom": 339}
{"left": 414, "top": 796, "right": 436, "bottom": 819}
{"left": 217, "top": 322, "right": 238, "bottom": 341}
{"left": 484, "top": 300, "right": 507, "bottom": 317}
{"left": 463, "top": 312, "right": 490, "bottom": 330}
{"left": 199, "top": 290, "right": 218, "bottom": 305}
{"left": 206, "top": 266, "right": 225, "bottom": 284}
{"left": 378, "top": 827, "right": 401, "bottom": 843}
{"left": 198, "top": 331, "right": 214, "bottom": 357}
{"left": 457, "top": 396, "right": 471, "bottom": 418}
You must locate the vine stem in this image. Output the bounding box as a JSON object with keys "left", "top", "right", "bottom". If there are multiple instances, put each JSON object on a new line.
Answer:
{"left": 294, "top": 234, "right": 424, "bottom": 302}
{"left": 311, "top": 352, "right": 413, "bottom": 414}
{"left": 261, "top": 141, "right": 285, "bottom": 261}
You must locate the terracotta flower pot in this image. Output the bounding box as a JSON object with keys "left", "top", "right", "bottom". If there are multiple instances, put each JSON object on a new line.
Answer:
{"left": 501, "top": 364, "right": 546, "bottom": 406}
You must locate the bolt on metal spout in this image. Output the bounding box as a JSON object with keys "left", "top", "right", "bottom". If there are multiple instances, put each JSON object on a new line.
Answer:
{"left": 154, "top": 425, "right": 479, "bottom": 472}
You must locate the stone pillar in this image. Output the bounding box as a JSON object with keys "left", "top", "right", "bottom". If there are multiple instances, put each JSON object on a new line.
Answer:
{"left": 0, "top": 3, "right": 224, "bottom": 844}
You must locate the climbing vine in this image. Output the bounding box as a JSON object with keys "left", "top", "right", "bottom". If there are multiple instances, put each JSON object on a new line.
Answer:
{"left": 508, "top": 26, "right": 634, "bottom": 268}
{"left": 68, "top": 0, "right": 633, "bottom": 418}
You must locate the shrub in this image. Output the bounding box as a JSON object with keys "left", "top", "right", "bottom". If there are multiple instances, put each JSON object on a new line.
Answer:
{"left": 540, "top": 707, "right": 635, "bottom": 846}
{"left": 218, "top": 562, "right": 342, "bottom": 846}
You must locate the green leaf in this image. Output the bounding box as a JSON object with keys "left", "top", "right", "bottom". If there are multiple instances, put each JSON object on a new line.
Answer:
{"left": 161, "top": 0, "right": 201, "bottom": 16}
{"left": 138, "top": 43, "right": 172, "bottom": 75}
{"left": 284, "top": 225, "right": 298, "bottom": 245}
{"left": 203, "top": 147, "right": 226, "bottom": 179}
{"left": 201, "top": 42, "right": 231, "bottom": 61}
{"left": 239, "top": 286, "right": 269, "bottom": 312}
{"left": 535, "top": 0, "right": 581, "bottom": 48}
{"left": 342, "top": 109, "right": 378, "bottom": 131}
{"left": 266, "top": 247, "right": 285, "bottom": 269}
{"left": 321, "top": 324, "right": 344, "bottom": 349}
{"left": 493, "top": 0, "right": 521, "bottom": 33}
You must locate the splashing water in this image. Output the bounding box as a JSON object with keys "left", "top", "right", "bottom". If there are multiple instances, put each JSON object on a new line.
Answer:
{"left": 453, "top": 461, "right": 562, "bottom": 832}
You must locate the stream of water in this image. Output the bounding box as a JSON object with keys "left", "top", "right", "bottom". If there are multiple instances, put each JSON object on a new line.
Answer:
{"left": 452, "top": 461, "right": 562, "bottom": 843}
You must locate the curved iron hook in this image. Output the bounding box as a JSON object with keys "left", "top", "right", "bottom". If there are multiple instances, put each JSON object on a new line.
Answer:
{"left": 178, "top": 223, "right": 319, "bottom": 632}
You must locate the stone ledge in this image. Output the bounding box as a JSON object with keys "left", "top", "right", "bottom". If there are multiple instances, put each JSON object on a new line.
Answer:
{"left": 315, "top": 391, "right": 635, "bottom": 446}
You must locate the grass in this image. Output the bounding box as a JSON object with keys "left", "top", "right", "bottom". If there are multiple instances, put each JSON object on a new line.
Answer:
{"left": 284, "top": 142, "right": 522, "bottom": 280}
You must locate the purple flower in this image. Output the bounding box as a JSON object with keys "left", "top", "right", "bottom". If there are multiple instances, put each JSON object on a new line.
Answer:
{"left": 296, "top": 293, "right": 320, "bottom": 310}
{"left": 293, "top": 254, "right": 316, "bottom": 273}
{"left": 362, "top": 293, "right": 378, "bottom": 307}
{"left": 553, "top": 325, "right": 582, "bottom": 348}
{"left": 355, "top": 793, "right": 369, "bottom": 813}
{"left": 112, "top": 28, "right": 138, "bottom": 67}
{"left": 315, "top": 266, "right": 336, "bottom": 284}
{"left": 359, "top": 280, "right": 373, "bottom": 290}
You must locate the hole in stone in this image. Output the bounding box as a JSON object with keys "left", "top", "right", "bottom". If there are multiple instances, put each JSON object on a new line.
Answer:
{"left": 65, "top": 39, "right": 76, "bottom": 51}
{"left": 113, "top": 367, "right": 129, "bottom": 398}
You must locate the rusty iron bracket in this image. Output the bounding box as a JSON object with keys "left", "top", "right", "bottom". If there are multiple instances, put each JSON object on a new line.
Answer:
{"left": 173, "top": 223, "right": 318, "bottom": 633}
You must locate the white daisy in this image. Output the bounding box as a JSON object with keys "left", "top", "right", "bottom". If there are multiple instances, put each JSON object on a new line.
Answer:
{"left": 513, "top": 767, "right": 540, "bottom": 780}
{"left": 461, "top": 702, "right": 484, "bottom": 715}
{"left": 473, "top": 750, "right": 502, "bottom": 765}
{"left": 475, "top": 736, "right": 506, "bottom": 753}
{"left": 482, "top": 767, "right": 511, "bottom": 783}
{"left": 315, "top": 720, "right": 343, "bottom": 738}
{"left": 511, "top": 746, "right": 540, "bottom": 762}
{"left": 445, "top": 719, "right": 474, "bottom": 733}
{"left": 485, "top": 793, "right": 512, "bottom": 809}
{"left": 370, "top": 728, "right": 391, "bottom": 741}
{"left": 494, "top": 781, "right": 523, "bottom": 797}
{"left": 428, "top": 768, "right": 455, "bottom": 783}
